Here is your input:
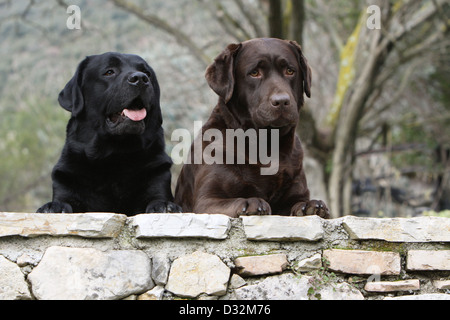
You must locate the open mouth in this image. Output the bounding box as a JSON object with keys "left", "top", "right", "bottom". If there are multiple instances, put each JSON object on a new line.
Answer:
{"left": 108, "top": 97, "right": 147, "bottom": 124}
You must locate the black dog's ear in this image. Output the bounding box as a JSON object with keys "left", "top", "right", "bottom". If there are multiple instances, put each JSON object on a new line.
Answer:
{"left": 289, "top": 41, "right": 312, "bottom": 98}
{"left": 205, "top": 43, "right": 242, "bottom": 103}
{"left": 58, "top": 57, "right": 89, "bottom": 117}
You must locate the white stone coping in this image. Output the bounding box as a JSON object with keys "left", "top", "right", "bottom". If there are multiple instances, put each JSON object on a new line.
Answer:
{"left": 342, "top": 216, "right": 450, "bottom": 242}
{"left": 130, "top": 213, "right": 231, "bottom": 240}
{"left": 0, "top": 212, "right": 449, "bottom": 243}
{"left": 0, "top": 212, "right": 127, "bottom": 238}
{"left": 242, "top": 215, "right": 325, "bottom": 241}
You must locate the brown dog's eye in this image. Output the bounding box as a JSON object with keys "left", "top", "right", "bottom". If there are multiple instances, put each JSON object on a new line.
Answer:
{"left": 104, "top": 70, "right": 115, "bottom": 76}
{"left": 249, "top": 70, "right": 261, "bottom": 78}
{"left": 286, "top": 68, "right": 295, "bottom": 76}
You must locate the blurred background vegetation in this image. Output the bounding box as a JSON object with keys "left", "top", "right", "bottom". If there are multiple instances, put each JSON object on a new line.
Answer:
{"left": 0, "top": 0, "right": 448, "bottom": 217}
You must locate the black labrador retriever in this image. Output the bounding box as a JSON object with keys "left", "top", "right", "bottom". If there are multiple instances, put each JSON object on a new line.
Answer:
{"left": 37, "top": 52, "right": 181, "bottom": 215}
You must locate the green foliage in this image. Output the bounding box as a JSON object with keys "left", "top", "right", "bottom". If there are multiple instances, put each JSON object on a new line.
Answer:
{"left": 390, "top": 114, "right": 438, "bottom": 171}
{"left": 422, "top": 210, "right": 450, "bottom": 218}
{"left": 0, "top": 97, "right": 68, "bottom": 211}
{"left": 429, "top": 69, "right": 450, "bottom": 116}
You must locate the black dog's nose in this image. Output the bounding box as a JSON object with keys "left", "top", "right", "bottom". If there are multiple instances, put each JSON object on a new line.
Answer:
{"left": 270, "top": 93, "right": 291, "bottom": 108}
{"left": 127, "top": 72, "right": 149, "bottom": 87}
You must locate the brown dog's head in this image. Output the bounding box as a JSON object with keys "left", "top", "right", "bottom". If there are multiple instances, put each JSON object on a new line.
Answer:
{"left": 206, "top": 38, "right": 312, "bottom": 130}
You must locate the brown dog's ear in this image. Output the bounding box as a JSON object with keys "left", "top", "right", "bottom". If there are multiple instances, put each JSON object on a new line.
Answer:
{"left": 289, "top": 41, "right": 312, "bottom": 98}
{"left": 205, "top": 43, "right": 242, "bottom": 103}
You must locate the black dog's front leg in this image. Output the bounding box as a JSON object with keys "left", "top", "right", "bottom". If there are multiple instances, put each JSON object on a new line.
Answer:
{"left": 144, "top": 169, "right": 182, "bottom": 213}
{"left": 146, "top": 200, "right": 182, "bottom": 213}
{"left": 36, "top": 201, "right": 73, "bottom": 213}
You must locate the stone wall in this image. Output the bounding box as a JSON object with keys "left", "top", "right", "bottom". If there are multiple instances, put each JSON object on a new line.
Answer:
{"left": 0, "top": 212, "right": 449, "bottom": 300}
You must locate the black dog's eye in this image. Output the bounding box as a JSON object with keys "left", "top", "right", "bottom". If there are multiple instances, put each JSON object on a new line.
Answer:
{"left": 103, "top": 70, "right": 115, "bottom": 76}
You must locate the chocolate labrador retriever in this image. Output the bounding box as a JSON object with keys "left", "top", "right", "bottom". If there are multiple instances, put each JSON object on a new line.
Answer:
{"left": 175, "top": 38, "right": 330, "bottom": 218}
{"left": 37, "top": 52, "right": 181, "bottom": 215}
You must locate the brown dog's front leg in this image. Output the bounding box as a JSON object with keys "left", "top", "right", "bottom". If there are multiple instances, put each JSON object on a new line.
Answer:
{"left": 194, "top": 197, "right": 272, "bottom": 218}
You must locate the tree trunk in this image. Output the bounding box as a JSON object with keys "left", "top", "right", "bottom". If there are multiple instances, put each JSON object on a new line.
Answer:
{"left": 268, "top": 0, "right": 283, "bottom": 38}
{"left": 328, "top": 8, "right": 386, "bottom": 218}
{"left": 327, "top": 0, "right": 444, "bottom": 218}
{"left": 289, "top": 0, "right": 305, "bottom": 46}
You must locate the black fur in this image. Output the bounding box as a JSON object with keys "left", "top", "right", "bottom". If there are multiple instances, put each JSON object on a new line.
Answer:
{"left": 37, "top": 52, "right": 181, "bottom": 215}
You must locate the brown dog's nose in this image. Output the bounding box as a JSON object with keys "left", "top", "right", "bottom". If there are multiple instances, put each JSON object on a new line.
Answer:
{"left": 128, "top": 72, "right": 149, "bottom": 87}
{"left": 270, "top": 93, "right": 291, "bottom": 108}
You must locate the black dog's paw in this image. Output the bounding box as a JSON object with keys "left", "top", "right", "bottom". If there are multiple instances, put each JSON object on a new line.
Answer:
{"left": 36, "top": 201, "right": 73, "bottom": 213}
{"left": 146, "top": 200, "right": 182, "bottom": 213}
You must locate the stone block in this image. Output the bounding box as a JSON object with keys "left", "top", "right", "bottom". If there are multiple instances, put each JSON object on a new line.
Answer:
{"left": 131, "top": 213, "right": 231, "bottom": 239}
{"left": 242, "top": 215, "right": 324, "bottom": 241}
{"left": 433, "top": 280, "right": 450, "bottom": 290}
{"left": 0, "top": 255, "right": 31, "bottom": 300}
{"left": 137, "top": 286, "right": 165, "bottom": 300}
{"left": 323, "top": 249, "right": 401, "bottom": 275}
{"left": 234, "top": 254, "right": 288, "bottom": 277}
{"left": 166, "top": 251, "right": 230, "bottom": 298}
{"left": 151, "top": 254, "right": 171, "bottom": 286}
{"left": 0, "top": 212, "right": 126, "bottom": 238}
{"left": 406, "top": 250, "right": 450, "bottom": 271}
{"left": 364, "top": 280, "right": 420, "bottom": 292}
{"left": 295, "top": 253, "right": 323, "bottom": 272}
{"left": 384, "top": 294, "right": 450, "bottom": 300}
{"left": 28, "top": 246, "right": 153, "bottom": 300}
{"left": 231, "top": 273, "right": 364, "bottom": 300}
{"left": 343, "top": 216, "right": 450, "bottom": 242}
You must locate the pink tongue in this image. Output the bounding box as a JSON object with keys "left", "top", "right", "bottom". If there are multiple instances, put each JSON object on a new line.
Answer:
{"left": 122, "top": 108, "right": 147, "bottom": 121}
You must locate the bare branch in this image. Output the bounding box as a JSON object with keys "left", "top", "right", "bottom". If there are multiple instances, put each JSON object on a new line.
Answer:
{"left": 111, "top": 0, "right": 210, "bottom": 68}
{"left": 234, "top": 0, "right": 266, "bottom": 37}
{"left": 306, "top": 0, "right": 343, "bottom": 52}
{"left": 377, "top": 0, "right": 443, "bottom": 55}
{"left": 362, "top": 59, "right": 421, "bottom": 127}
{"left": 200, "top": 0, "right": 251, "bottom": 42}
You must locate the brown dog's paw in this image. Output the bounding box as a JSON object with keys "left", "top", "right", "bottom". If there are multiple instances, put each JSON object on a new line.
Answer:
{"left": 291, "top": 200, "right": 330, "bottom": 219}
{"left": 236, "top": 198, "right": 272, "bottom": 216}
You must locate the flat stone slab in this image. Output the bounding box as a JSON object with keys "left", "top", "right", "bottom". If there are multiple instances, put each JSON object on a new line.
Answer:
{"left": 130, "top": 213, "right": 231, "bottom": 239}
{"left": 384, "top": 294, "right": 450, "bottom": 300}
{"left": 323, "top": 249, "right": 401, "bottom": 275}
{"left": 407, "top": 250, "right": 450, "bottom": 271}
{"left": 234, "top": 254, "right": 288, "bottom": 277}
{"left": 365, "top": 280, "right": 420, "bottom": 292}
{"left": 343, "top": 216, "right": 450, "bottom": 242}
{"left": 0, "top": 212, "right": 126, "bottom": 238}
{"left": 242, "top": 215, "right": 324, "bottom": 241}
{"left": 295, "top": 253, "right": 323, "bottom": 272}
{"left": 434, "top": 280, "right": 450, "bottom": 290}
{"left": 28, "top": 246, "right": 153, "bottom": 300}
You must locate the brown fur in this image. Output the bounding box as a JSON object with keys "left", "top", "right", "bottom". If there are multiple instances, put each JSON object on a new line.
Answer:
{"left": 175, "top": 38, "right": 329, "bottom": 218}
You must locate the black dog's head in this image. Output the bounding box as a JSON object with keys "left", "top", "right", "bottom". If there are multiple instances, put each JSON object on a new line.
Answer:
{"left": 59, "top": 52, "right": 162, "bottom": 136}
